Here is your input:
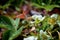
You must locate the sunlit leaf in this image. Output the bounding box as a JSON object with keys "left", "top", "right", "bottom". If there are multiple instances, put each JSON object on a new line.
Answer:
{"left": 14, "top": 18, "right": 20, "bottom": 30}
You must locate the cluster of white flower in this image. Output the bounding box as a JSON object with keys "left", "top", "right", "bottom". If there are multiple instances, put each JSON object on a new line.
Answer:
{"left": 23, "top": 14, "right": 59, "bottom": 40}
{"left": 51, "top": 14, "right": 60, "bottom": 26}
{"left": 32, "top": 15, "right": 46, "bottom": 21}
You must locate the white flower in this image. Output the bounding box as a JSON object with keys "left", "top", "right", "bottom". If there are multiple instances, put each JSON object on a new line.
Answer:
{"left": 51, "top": 14, "right": 58, "bottom": 19}
{"left": 32, "top": 15, "right": 45, "bottom": 21}
{"left": 30, "top": 21, "right": 34, "bottom": 24}
{"left": 24, "top": 36, "right": 37, "bottom": 40}
{"left": 40, "top": 30, "right": 47, "bottom": 35}
{"left": 39, "top": 16, "right": 45, "bottom": 21}
{"left": 40, "top": 30, "right": 44, "bottom": 34}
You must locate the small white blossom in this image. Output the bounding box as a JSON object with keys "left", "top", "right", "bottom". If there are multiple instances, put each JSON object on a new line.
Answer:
{"left": 32, "top": 15, "right": 45, "bottom": 21}
{"left": 40, "top": 30, "right": 47, "bottom": 35}
{"left": 30, "top": 21, "right": 34, "bottom": 24}
{"left": 51, "top": 14, "right": 58, "bottom": 19}
{"left": 40, "top": 30, "right": 44, "bottom": 34}
{"left": 24, "top": 36, "right": 37, "bottom": 40}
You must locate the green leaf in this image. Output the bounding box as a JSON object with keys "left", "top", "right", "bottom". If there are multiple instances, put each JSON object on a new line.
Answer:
{"left": 0, "top": 16, "right": 15, "bottom": 30}
{"left": 15, "top": 7, "right": 20, "bottom": 11}
{"left": 0, "top": 0, "right": 14, "bottom": 10}
{"left": 9, "top": 26, "right": 24, "bottom": 40}
{"left": 44, "top": 5, "right": 60, "bottom": 11}
{"left": 2, "top": 30, "right": 11, "bottom": 40}
{"left": 14, "top": 18, "right": 20, "bottom": 30}
{"left": 0, "top": 15, "right": 13, "bottom": 27}
{"left": 0, "top": 24, "right": 12, "bottom": 30}
{"left": 42, "top": 16, "right": 50, "bottom": 30}
{"left": 31, "top": 3, "right": 60, "bottom": 11}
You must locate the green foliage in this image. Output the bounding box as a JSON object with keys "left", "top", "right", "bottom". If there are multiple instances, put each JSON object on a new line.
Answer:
{"left": 2, "top": 30, "right": 11, "bottom": 40}
{"left": 0, "top": 15, "right": 24, "bottom": 40}
{"left": 31, "top": 3, "right": 60, "bottom": 11}
{"left": 39, "top": 30, "right": 52, "bottom": 40}
{"left": 30, "top": 0, "right": 60, "bottom": 11}
{"left": 0, "top": 0, "right": 14, "bottom": 10}
{"left": 0, "top": 0, "right": 60, "bottom": 11}
{"left": 0, "top": 0, "right": 60, "bottom": 40}
{"left": 0, "top": 0, "right": 24, "bottom": 10}
{"left": 0, "top": 15, "right": 60, "bottom": 40}
{"left": 31, "top": 14, "right": 60, "bottom": 40}
{"left": 30, "top": 0, "right": 60, "bottom": 5}
{"left": 0, "top": 16, "right": 14, "bottom": 30}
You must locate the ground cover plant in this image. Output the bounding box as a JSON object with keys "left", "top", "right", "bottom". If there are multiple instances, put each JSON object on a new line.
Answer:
{"left": 0, "top": 0, "right": 60, "bottom": 40}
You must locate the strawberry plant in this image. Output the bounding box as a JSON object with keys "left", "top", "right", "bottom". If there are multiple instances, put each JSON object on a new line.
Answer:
{"left": 0, "top": 15, "right": 24, "bottom": 40}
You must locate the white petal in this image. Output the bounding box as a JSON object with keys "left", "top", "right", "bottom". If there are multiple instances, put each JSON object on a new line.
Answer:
{"left": 30, "top": 21, "right": 34, "bottom": 24}
{"left": 32, "top": 15, "right": 45, "bottom": 21}
{"left": 24, "top": 38, "right": 28, "bottom": 40}
{"left": 41, "top": 16, "right": 45, "bottom": 21}
{"left": 51, "top": 14, "right": 58, "bottom": 19}
{"left": 40, "top": 30, "right": 44, "bottom": 34}
{"left": 24, "top": 36, "right": 37, "bottom": 40}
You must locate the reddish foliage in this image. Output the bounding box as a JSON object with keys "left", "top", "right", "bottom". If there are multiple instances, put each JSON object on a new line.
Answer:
{"left": 16, "top": 4, "right": 30, "bottom": 19}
